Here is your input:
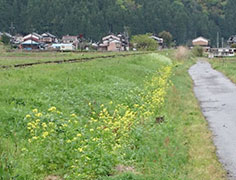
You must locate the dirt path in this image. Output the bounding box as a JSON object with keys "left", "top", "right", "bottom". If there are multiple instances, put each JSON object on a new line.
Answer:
{"left": 189, "top": 60, "right": 236, "bottom": 179}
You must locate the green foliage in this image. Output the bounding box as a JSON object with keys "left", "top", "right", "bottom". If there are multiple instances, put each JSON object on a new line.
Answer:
{"left": 231, "top": 44, "right": 236, "bottom": 48}
{"left": 192, "top": 46, "right": 204, "bottom": 57}
{"left": 0, "top": 0, "right": 231, "bottom": 44}
{"left": 1, "top": 34, "right": 10, "bottom": 45}
{"left": 158, "top": 31, "right": 173, "bottom": 48}
{"left": 131, "top": 34, "right": 157, "bottom": 51}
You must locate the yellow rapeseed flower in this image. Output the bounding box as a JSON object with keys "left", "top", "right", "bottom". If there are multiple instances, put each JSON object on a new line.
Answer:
{"left": 35, "top": 113, "right": 42, "bottom": 117}
{"left": 48, "top": 106, "right": 57, "bottom": 112}
{"left": 62, "top": 124, "right": 68, "bottom": 127}
{"left": 25, "top": 114, "right": 31, "bottom": 118}
{"left": 32, "top": 109, "right": 38, "bottom": 113}
{"left": 71, "top": 114, "right": 77, "bottom": 118}
{"left": 42, "top": 131, "right": 49, "bottom": 138}
{"left": 32, "top": 136, "right": 38, "bottom": 140}
{"left": 42, "top": 123, "right": 47, "bottom": 128}
{"left": 78, "top": 148, "right": 83, "bottom": 152}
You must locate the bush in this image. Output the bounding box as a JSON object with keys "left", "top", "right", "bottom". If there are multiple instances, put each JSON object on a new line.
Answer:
{"left": 158, "top": 31, "right": 173, "bottom": 48}
{"left": 231, "top": 44, "right": 236, "bottom": 48}
{"left": 1, "top": 34, "right": 10, "bottom": 45}
{"left": 175, "top": 46, "right": 190, "bottom": 60}
{"left": 192, "top": 46, "right": 203, "bottom": 57}
{"left": 131, "top": 34, "right": 157, "bottom": 51}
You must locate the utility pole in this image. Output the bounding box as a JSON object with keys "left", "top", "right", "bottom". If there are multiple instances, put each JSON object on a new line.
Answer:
{"left": 222, "top": 37, "right": 224, "bottom": 48}
{"left": 9, "top": 22, "right": 15, "bottom": 35}
{"left": 217, "top": 32, "right": 219, "bottom": 48}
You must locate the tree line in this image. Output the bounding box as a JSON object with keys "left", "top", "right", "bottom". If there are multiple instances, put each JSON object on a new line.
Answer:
{"left": 0, "top": 0, "right": 235, "bottom": 46}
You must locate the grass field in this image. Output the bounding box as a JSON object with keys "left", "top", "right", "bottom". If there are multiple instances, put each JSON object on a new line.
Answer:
{"left": 0, "top": 49, "right": 226, "bottom": 179}
{"left": 0, "top": 43, "right": 142, "bottom": 66}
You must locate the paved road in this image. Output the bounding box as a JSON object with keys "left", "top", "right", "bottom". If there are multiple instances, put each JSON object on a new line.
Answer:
{"left": 189, "top": 60, "right": 236, "bottom": 179}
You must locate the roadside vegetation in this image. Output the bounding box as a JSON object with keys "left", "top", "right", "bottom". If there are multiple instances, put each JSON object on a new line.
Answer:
{"left": 0, "top": 49, "right": 226, "bottom": 179}
{"left": 210, "top": 58, "right": 236, "bottom": 82}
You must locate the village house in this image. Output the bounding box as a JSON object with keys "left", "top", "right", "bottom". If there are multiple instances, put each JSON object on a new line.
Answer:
{"left": 62, "top": 35, "right": 78, "bottom": 49}
{"left": 192, "top": 36, "right": 210, "bottom": 51}
{"left": 20, "top": 33, "right": 43, "bottom": 50}
{"left": 13, "top": 34, "right": 24, "bottom": 44}
{"left": 192, "top": 36, "right": 209, "bottom": 46}
{"left": 227, "top": 35, "right": 236, "bottom": 47}
{"left": 20, "top": 40, "right": 40, "bottom": 50}
{"left": 208, "top": 48, "right": 235, "bottom": 58}
{"left": 98, "top": 34, "right": 129, "bottom": 52}
{"left": 41, "top": 32, "right": 57, "bottom": 44}
{"left": 23, "top": 33, "right": 41, "bottom": 42}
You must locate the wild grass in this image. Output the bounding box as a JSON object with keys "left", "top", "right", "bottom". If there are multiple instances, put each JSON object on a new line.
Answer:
{"left": 174, "top": 46, "right": 191, "bottom": 61}
{"left": 210, "top": 58, "right": 236, "bottom": 82}
{"left": 0, "top": 52, "right": 226, "bottom": 179}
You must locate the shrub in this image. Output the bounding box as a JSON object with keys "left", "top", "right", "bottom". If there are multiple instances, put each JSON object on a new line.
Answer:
{"left": 175, "top": 46, "right": 190, "bottom": 60}
{"left": 231, "top": 44, "right": 236, "bottom": 48}
{"left": 192, "top": 46, "right": 203, "bottom": 57}
{"left": 158, "top": 31, "right": 173, "bottom": 48}
{"left": 1, "top": 34, "right": 10, "bottom": 45}
{"left": 131, "top": 34, "right": 157, "bottom": 51}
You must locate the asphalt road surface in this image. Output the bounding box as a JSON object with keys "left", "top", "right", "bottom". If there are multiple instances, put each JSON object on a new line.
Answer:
{"left": 189, "top": 60, "right": 236, "bottom": 179}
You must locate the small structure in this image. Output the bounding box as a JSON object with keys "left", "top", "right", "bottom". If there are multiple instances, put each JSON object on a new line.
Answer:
{"left": 227, "top": 35, "right": 236, "bottom": 46}
{"left": 98, "top": 34, "right": 129, "bottom": 52}
{"left": 208, "top": 48, "right": 235, "bottom": 58}
{"left": 150, "top": 35, "right": 163, "bottom": 46}
{"left": 13, "top": 34, "right": 24, "bottom": 44}
{"left": 51, "top": 43, "right": 75, "bottom": 51}
{"left": 192, "top": 36, "right": 209, "bottom": 46}
{"left": 21, "top": 40, "right": 40, "bottom": 50}
{"left": 41, "top": 32, "right": 57, "bottom": 44}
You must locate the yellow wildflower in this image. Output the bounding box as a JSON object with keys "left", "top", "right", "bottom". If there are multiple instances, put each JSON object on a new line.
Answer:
{"left": 42, "top": 132, "right": 49, "bottom": 138}
{"left": 49, "top": 122, "right": 54, "bottom": 126}
{"left": 78, "top": 148, "right": 83, "bottom": 152}
{"left": 42, "top": 123, "right": 47, "bottom": 128}
{"left": 35, "top": 113, "right": 42, "bottom": 117}
{"left": 32, "top": 109, "right": 38, "bottom": 113}
{"left": 71, "top": 114, "right": 77, "bottom": 118}
{"left": 62, "top": 124, "right": 68, "bottom": 127}
{"left": 48, "top": 106, "right": 56, "bottom": 112}
{"left": 32, "top": 136, "right": 38, "bottom": 140}
{"left": 25, "top": 114, "right": 31, "bottom": 118}
{"left": 77, "top": 133, "right": 82, "bottom": 137}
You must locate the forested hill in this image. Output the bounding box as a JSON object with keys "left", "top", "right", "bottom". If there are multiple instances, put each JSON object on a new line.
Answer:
{"left": 0, "top": 0, "right": 235, "bottom": 45}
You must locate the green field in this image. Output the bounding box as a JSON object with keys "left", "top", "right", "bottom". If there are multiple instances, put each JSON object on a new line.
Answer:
{"left": 0, "top": 50, "right": 226, "bottom": 179}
